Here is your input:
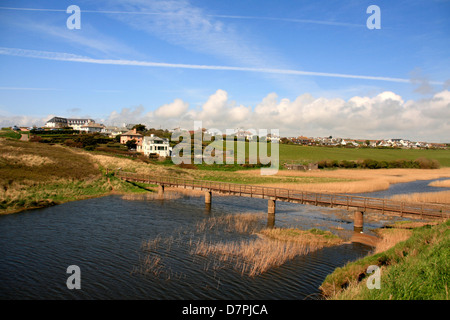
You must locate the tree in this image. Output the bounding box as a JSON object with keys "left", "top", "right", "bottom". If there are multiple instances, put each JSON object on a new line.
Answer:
{"left": 132, "top": 124, "right": 147, "bottom": 133}
{"left": 126, "top": 139, "right": 137, "bottom": 150}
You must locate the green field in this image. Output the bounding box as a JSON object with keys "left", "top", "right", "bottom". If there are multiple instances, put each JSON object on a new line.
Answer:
{"left": 209, "top": 140, "right": 450, "bottom": 167}
{"left": 279, "top": 144, "right": 450, "bottom": 166}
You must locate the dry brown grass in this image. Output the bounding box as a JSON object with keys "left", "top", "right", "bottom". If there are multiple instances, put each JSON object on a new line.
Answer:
{"left": 372, "top": 228, "right": 413, "bottom": 254}
{"left": 0, "top": 152, "right": 55, "bottom": 167}
{"left": 429, "top": 179, "right": 450, "bottom": 188}
{"left": 195, "top": 212, "right": 264, "bottom": 234}
{"left": 238, "top": 168, "right": 450, "bottom": 193}
{"left": 259, "top": 227, "right": 343, "bottom": 246}
{"left": 390, "top": 190, "right": 450, "bottom": 204}
{"left": 191, "top": 237, "right": 311, "bottom": 277}
{"left": 191, "top": 221, "right": 343, "bottom": 277}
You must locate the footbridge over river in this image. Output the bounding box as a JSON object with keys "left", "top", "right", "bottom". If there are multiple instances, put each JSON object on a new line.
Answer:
{"left": 114, "top": 171, "right": 449, "bottom": 231}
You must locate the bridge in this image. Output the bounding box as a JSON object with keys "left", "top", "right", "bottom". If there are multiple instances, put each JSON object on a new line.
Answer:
{"left": 114, "top": 171, "right": 449, "bottom": 231}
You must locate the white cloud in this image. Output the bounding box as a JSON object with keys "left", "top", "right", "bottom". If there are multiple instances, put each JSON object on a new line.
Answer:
{"left": 3, "top": 89, "right": 448, "bottom": 142}
{"left": 154, "top": 99, "right": 189, "bottom": 118}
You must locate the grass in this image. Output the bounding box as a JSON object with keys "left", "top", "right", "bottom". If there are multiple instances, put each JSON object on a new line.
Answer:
{"left": 202, "top": 140, "right": 450, "bottom": 167}
{"left": 259, "top": 227, "right": 343, "bottom": 246}
{"left": 429, "top": 179, "right": 450, "bottom": 188}
{"left": 278, "top": 144, "right": 450, "bottom": 167}
{"left": 0, "top": 138, "right": 165, "bottom": 214}
{"left": 191, "top": 214, "right": 344, "bottom": 277}
{"left": 0, "top": 128, "right": 21, "bottom": 140}
{"left": 390, "top": 191, "right": 450, "bottom": 204}
{"left": 320, "top": 220, "right": 450, "bottom": 299}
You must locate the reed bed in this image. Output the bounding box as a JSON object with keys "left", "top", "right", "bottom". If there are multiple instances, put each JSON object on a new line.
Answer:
{"left": 139, "top": 212, "right": 343, "bottom": 278}
{"left": 195, "top": 212, "right": 265, "bottom": 234}
{"left": 237, "top": 168, "right": 450, "bottom": 193}
{"left": 390, "top": 190, "right": 450, "bottom": 204}
{"left": 428, "top": 179, "right": 450, "bottom": 188}
{"left": 372, "top": 229, "right": 413, "bottom": 254}
{"left": 191, "top": 237, "right": 311, "bottom": 277}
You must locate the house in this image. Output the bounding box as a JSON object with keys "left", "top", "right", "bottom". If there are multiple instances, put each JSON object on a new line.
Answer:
{"left": 120, "top": 128, "right": 143, "bottom": 146}
{"left": 44, "top": 117, "right": 95, "bottom": 130}
{"left": 101, "top": 126, "right": 128, "bottom": 137}
{"left": 292, "top": 136, "right": 313, "bottom": 145}
{"left": 45, "top": 117, "right": 68, "bottom": 128}
{"left": 68, "top": 118, "right": 95, "bottom": 130}
{"left": 79, "top": 122, "right": 104, "bottom": 133}
{"left": 138, "top": 134, "right": 171, "bottom": 157}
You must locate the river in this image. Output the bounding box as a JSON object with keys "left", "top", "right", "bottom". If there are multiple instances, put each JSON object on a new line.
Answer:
{"left": 0, "top": 192, "right": 380, "bottom": 300}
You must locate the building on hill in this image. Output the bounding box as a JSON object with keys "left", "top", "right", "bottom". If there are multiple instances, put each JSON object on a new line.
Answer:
{"left": 120, "top": 128, "right": 143, "bottom": 146}
{"left": 45, "top": 117, "right": 68, "bottom": 128}
{"left": 45, "top": 117, "right": 95, "bottom": 130}
{"left": 68, "top": 118, "right": 95, "bottom": 130}
{"left": 80, "top": 122, "right": 104, "bottom": 133}
{"left": 137, "top": 134, "right": 171, "bottom": 157}
{"left": 101, "top": 126, "right": 128, "bottom": 137}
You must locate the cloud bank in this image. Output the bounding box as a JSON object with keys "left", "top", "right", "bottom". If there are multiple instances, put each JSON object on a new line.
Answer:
{"left": 97, "top": 89, "right": 449, "bottom": 143}
{"left": 1, "top": 90, "right": 448, "bottom": 143}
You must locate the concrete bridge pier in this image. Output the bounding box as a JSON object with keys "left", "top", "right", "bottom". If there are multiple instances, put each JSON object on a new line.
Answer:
{"left": 205, "top": 191, "right": 212, "bottom": 204}
{"left": 354, "top": 209, "right": 364, "bottom": 232}
{"left": 158, "top": 184, "right": 165, "bottom": 198}
{"left": 267, "top": 198, "right": 276, "bottom": 228}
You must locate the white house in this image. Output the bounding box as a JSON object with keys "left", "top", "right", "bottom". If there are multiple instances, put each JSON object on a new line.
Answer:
{"left": 101, "top": 126, "right": 128, "bottom": 137}
{"left": 45, "top": 117, "right": 95, "bottom": 130}
{"left": 45, "top": 117, "right": 68, "bottom": 128}
{"left": 79, "top": 122, "right": 104, "bottom": 133}
{"left": 68, "top": 118, "right": 95, "bottom": 130}
{"left": 138, "top": 134, "right": 172, "bottom": 157}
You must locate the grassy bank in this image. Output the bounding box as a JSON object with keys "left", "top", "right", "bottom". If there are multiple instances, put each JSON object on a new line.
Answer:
{"left": 0, "top": 138, "right": 159, "bottom": 214}
{"left": 320, "top": 220, "right": 449, "bottom": 300}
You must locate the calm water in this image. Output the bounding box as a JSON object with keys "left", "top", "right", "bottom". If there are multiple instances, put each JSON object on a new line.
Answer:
{"left": 354, "top": 177, "right": 450, "bottom": 198}
{"left": 0, "top": 193, "right": 379, "bottom": 300}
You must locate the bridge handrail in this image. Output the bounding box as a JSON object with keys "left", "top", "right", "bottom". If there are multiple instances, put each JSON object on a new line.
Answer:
{"left": 114, "top": 170, "right": 450, "bottom": 219}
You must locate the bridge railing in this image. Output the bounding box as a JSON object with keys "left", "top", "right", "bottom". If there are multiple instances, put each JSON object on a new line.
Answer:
{"left": 115, "top": 171, "right": 450, "bottom": 220}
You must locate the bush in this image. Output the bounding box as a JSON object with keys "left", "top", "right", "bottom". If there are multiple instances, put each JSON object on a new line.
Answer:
{"left": 317, "top": 158, "right": 440, "bottom": 170}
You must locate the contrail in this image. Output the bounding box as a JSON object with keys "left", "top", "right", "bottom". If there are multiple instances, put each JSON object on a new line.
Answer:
{"left": 0, "top": 47, "right": 442, "bottom": 85}
{"left": 0, "top": 6, "right": 363, "bottom": 27}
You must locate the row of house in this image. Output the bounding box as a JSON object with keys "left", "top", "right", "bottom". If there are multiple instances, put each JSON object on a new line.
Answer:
{"left": 120, "top": 129, "right": 172, "bottom": 157}
{"left": 286, "top": 135, "right": 437, "bottom": 149}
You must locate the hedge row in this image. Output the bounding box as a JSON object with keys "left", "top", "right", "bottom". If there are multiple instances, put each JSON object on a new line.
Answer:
{"left": 318, "top": 158, "right": 440, "bottom": 169}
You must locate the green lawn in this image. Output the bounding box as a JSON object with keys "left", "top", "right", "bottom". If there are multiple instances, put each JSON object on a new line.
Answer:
{"left": 208, "top": 140, "right": 450, "bottom": 167}
{"left": 279, "top": 144, "right": 450, "bottom": 166}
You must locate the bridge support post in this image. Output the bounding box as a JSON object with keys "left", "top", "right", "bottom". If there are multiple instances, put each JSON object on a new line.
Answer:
{"left": 267, "top": 198, "right": 276, "bottom": 228}
{"left": 158, "top": 184, "right": 164, "bottom": 197}
{"left": 205, "top": 191, "right": 212, "bottom": 205}
{"left": 354, "top": 210, "right": 364, "bottom": 232}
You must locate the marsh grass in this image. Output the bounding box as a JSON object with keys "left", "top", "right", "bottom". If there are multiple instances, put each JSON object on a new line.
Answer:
{"left": 139, "top": 212, "right": 343, "bottom": 278}
{"left": 390, "top": 191, "right": 450, "bottom": 204}
{"left": 428, "top": 179, "right": 450, "bottom": 188}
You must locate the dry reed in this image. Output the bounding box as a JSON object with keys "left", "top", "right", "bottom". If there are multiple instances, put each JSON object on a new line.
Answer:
{"left": 238, "top": 168, "right": 450, "bottom": 194}
{"left": 428, "top": 179, "right": 450, "bottom": 188}
{"left": 390, "top": 191, "right": 450, "bottom": 204}
{"left": 191, "top": 237, "right": 311, "bottom": 277}
{"left": 195, "top": 212, "right": 264, "bottom": 234}
{"left": 372, "top": 228, "right": 413, "bottom": 254}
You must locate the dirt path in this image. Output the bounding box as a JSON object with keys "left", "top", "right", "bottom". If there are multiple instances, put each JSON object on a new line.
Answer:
{"left": 20, "top": 133, "right": 29, "bottom": 141}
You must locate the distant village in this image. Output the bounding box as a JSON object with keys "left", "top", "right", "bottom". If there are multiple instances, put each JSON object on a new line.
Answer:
{"left": 10, "top": 116, "right": 449, "bottom": 159}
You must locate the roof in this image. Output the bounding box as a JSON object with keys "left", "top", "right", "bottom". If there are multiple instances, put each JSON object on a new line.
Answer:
{"left": 122, "top": 129, "right": 143, "bottom": 136}
{"left": 46, "top": 117, "right": 68, "bottom": 123}
{"left": 81, "top": 123, "right": 104, "bottom": 128}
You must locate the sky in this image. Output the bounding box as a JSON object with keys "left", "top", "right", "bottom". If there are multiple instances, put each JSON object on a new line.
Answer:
{"left": 0, "top": 0, "right": 449, "bottom": 142}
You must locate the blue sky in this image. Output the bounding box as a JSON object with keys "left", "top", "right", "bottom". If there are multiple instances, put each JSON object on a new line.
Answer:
{"left": 0, "top": 0, "right": 449, "bottom": 141}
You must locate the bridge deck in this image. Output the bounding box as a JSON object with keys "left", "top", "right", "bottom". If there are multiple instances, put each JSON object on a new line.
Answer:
{"left": 116, "top": 171, "right": 450, "bottom": 220}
